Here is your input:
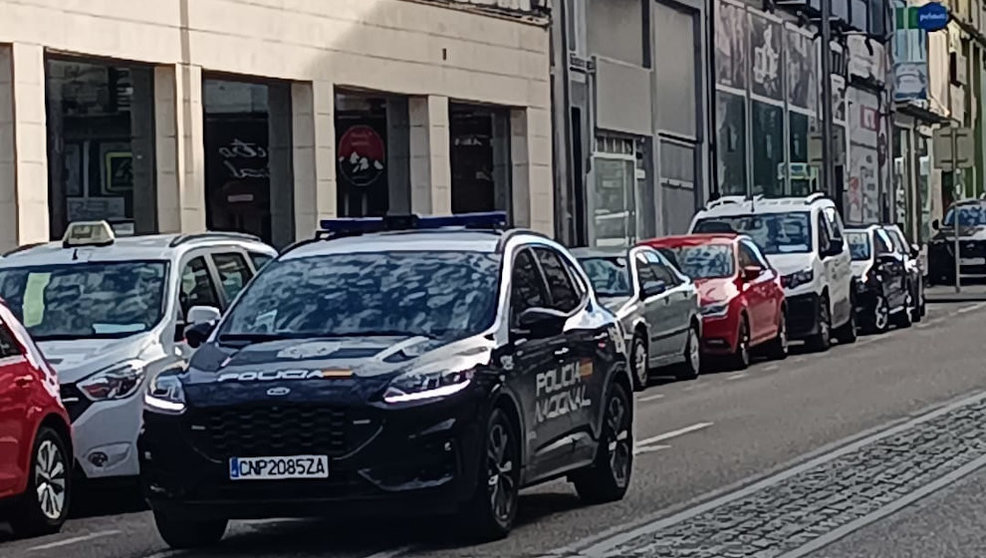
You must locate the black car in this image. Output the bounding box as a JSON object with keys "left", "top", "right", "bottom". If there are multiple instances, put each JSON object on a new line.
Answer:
{"left": 845, "top": 226, "right": 912, "bottom": 333}
{"left": 882, "top": 224, "right": 925, "bottom": 322}
{"left": 928, "top": 199, "right": 986, "bottom": 285}
{"left": 139, "top": 213, "right": 633, "bottom": 548}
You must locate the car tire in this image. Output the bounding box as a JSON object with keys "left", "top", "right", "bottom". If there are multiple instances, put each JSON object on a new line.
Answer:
{"left": 153, "top": 510, "right": 227, "bottom": 549}
{"left": 731, "top": 317, "right": 751, "bottom": 370}
{"left": 805, "top": 295, "right": 832, "bottom": 352}
{"left": 9, "top": 426, "right": 71, "bottom": 538}
{"left": 894, "top": 297, "right": 913, "bottom": 329}
{"left": 462, "top": 407, "right": 520, "bottom": 541}
{"left": 833, "top": 305, "right": 858, "bottom": 345}
{"left": 765, "top": 311, "right": 789, "bottom": 360}
{"left": 868, "top": 295, "right": 890, "bottom": 334}
{"left": 911, "top": 286, "right": 924, "bottom": 322}
{"left": 572, "top": 381, "right": 632, "bottom": 504}
{"left": 630, "top": 334, "right": 649, "bottom": 392}
{"left": 674, "top": 323, "right": 702, "bottom": 381}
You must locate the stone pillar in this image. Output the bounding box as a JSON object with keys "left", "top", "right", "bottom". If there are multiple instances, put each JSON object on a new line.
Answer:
{"left": 267, "top": 82, "right": 294, "bottom": 248}
{"left": 0, "top": 43, "right": 48, "bottom": 251}
{"left": 510, "top": 107, "right": 553, "bottom": 235}
{"left": 155, "top": 64, "right": 206, "bottom": 234}
{"left": 292, "top": 80, "right": 336, "bottom": 238}
{"left": 409, "top": 95, "right": 451, "bottom": 215}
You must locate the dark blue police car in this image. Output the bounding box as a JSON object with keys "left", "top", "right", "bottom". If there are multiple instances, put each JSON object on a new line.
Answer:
{"left": 138, "top": 213, "right": 633, "bottom": 548}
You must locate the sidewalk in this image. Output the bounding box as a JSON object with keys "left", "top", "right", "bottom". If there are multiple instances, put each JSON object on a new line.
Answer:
{"left": 926, "top": 283, "right": 986, "bottom": 303}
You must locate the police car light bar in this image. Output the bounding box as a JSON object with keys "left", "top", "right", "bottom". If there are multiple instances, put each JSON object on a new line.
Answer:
{"left": 62, "top": 220, "right": 116, "bottom": 248}
{"left": 319, "top": 211, "right": 508, "bottom": 236}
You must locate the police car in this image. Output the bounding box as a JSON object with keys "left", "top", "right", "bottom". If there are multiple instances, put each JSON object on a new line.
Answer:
{"left": 139, "top": 212, "right": 633, "bottom": 548}
{"left": 689, "top": 193, "right": 856, "bottom": 351}
{"left": 0, "top": 221, "right": 277, "bottom": 483}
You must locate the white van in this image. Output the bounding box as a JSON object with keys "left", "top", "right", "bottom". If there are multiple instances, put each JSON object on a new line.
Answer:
{"left": 689, "top": 193, "right": 856, "bottom": 351}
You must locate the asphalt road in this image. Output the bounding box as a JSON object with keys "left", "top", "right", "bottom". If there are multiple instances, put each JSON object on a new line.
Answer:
{"left": 4, "top": 300, "right": 986, "bottom": 558}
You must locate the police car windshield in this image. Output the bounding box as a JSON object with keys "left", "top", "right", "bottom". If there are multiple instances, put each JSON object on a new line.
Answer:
{"left": 943, "top": 202, "right": 986, "bottom": 227}
{"left": 845, "top": 232, "right": 871, "bottom": 261}
{"left": 220, "top": 251, "right": 501, "bottom": 341}
{"left": 0, "top": 261, "right": 168, "bottom": 340}
{"left": 694, "top": 212, "right": 812, "bottom": 255}
{"left": 578, "top": 257, "right": 632, "bottom": 297}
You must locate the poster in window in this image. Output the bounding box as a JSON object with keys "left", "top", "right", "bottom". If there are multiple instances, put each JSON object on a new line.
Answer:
{"left": 99, "top": 142, "right": 133, "bottom": 195}
{"left": 716, "top": 91, "right": 747, "bottom": 196}
{"left": 749, "top": 11, "right": 783, "bottom": 100}
{"left": 785, "top": 26, "right": 816, "bottom": 111}
{"left": 715, "top": 0, "right": 748, "bottom": 90}
{"left": 337, "top": 124, "right": 385, "bottom": 188}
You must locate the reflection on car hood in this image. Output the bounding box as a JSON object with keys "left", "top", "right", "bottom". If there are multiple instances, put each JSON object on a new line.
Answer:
{"left": 766, "top": 253, "right": 814, "bottom": 276}
{"left": 694, "top": 278, "right": 737, "bottom": 304}
{"left": 185, "top": 334, "right": 493, "bottom": 388}
{"left": 38, "top": 334, "right": 153, "bottom": 384}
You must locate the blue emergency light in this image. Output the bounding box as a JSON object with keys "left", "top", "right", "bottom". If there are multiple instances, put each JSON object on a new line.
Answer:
{"left": 318, "top": 211, "right": 508, "bottom": 236}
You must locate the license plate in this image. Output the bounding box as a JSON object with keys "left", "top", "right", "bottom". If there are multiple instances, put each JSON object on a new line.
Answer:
{"left": 959, "top": 257, "right": 986, "bottom": 266}
{"left": 229, "top": 455, "right": 328, "bottom": 480}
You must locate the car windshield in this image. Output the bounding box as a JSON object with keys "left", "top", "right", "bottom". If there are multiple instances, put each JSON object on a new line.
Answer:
{"left": 0, "top": 261, "right": 168, "bottom": 340}
{"left": 694, "top": 212, "right": 812, "bottom": 254}
{"left": 219, "top": 251, "right": 500, "bottom": 341}
{"left": 845, "top": 232, "right": 871, "bottom": 261}
{"left": 663, "top": 244, "right": 734, "bottom": 279}
{"left": 943, "top": 203, "right": 986, "bottom": 227}
{"left": 578, "top": 257, "right": 632, "bottom": 297}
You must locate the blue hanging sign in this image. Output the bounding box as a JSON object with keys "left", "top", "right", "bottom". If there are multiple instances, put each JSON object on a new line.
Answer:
{"left": 916, "top": 2, "right": 949, "bottom": 32}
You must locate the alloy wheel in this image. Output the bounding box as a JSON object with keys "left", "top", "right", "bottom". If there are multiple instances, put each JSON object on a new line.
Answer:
{"left": 737, "top": 322, "right": 750, "bottom": 367}
{"left": 874, "top": 296, "right": 889, "bottom": 331}
{"left": 34, "top": 439, "right": 67, "bottom": 521}
{"left": 688, "top": 328, "right": 701, "bottom": 372}
{"left": 604, "top": 392, "right": 632, "bottom": 489}
{"left": 633, "top": 339, "right": 648, "bottom": 388}
{"left": 487, "top": 421, "right": 517, "bottom": 525}
{"left": 778, "top": 316, "right": 789, "bottom": 354}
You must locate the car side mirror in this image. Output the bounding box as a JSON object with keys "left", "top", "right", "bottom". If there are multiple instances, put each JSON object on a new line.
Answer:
{"left": 932, "top": 219, "right": 940, "bottom": 230}
{"left": 742, "top": 265, "right": 762, "bottom": 282}
{"left": 183, "top": 321, "right": 214, "bottom": 349}
{"left": 641, "top": 280, "right": 667, "bottom": 297}
{"left": 910, "top": 243, "right": 920, "bottom": 258}
{"left": 183, "top": 306, "right": 221, "bottom": 349}
{"left": 187, "top": 305, "right": 221, "bottom": 326}
{"left": 515, "top": 307, "right": 568, "bottom": 338}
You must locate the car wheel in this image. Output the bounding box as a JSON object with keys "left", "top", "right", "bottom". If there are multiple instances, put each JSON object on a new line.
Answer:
{"left": 805, "top": 295, "right": 832, "bottom": 352}
{"left": 463, "top": 407, "right": 519, "bottom": 541}
{"left": 766, "top": 311, "right": 789, "bottom": 360}
{"left": 911, "top": 286, "right": 924, "bottom": 322}
{"left": 153, "top": 510, "right": 227, "bottom": 549}
{"left": 675, "top": 324, "right": 702, "bottom": 380}
{"left": 630, "top": 334, "right": 649, "bottom": 392}
{"left": 731, "top": 317, "right": 751, "bottom": 370}
{"left": 9, "top": 426, "right": 71, "bottom": 537}
{"left": 894, "top": 295, "right": 913, "bottom": 329}
{"left": 834, "top": 305, "right": 858, "bottom": 344}
{"left": 870, "top": 295, "right": 890, "bottom": 333}
{"left": 572, "top": 381, "right": 632, "bottom": 504}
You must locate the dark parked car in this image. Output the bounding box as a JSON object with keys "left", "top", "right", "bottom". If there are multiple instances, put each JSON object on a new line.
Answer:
{"left": 845, "top": 226, "right": 912, "bottom": 333}
{"left": 928, "top": 199, "right": 986, "bottom": 285}
{"left": 883, "top": 224, "right": 925, "bottom": 322}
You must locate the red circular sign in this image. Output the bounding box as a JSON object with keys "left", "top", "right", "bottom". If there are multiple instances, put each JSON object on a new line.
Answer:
{"left": 338, "top": 125, "right": 385, "bottom": 187}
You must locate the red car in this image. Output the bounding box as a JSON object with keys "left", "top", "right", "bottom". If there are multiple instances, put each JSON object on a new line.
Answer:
{"left": 643, "top": 234, "right": 788, "bottom": 368}
{"left": 0, "top": 299, "right": 72, "bottom": 536}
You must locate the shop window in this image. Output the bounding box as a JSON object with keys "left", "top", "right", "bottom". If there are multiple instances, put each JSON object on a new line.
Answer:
{"left": 660, "top": 139, "right": 697, "bottom": 234}
{"left": 751, "top": 101, "right": 784, "bottom": 197}
{"left": 788, "top": 112, "right": 819, "bottom": 196}
{"left": 715, "top": 91, "right": 746, "bottom": 196}
{"left": 335, "top": 91, "right": 409, "bottom": 218}
{"left": 590, "top": 136, "right": 637, "bottom": 248}
{"left": 45, "top": 58, "right": 156, "bottom": 238}
{"left": 916, "top": 134, "right": 931, "bottom": 243}
{"left": 449, "top": 103, "right": 511, "bottom": 215}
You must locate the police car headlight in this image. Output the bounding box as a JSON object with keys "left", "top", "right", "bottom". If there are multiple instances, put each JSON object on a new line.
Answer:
{"left": 782, "top": 269, "right": 814, "bottom": 289}
{"left": 383, "top": 368, "right": 475, "bottom": 404}
{"left": 144, "top": 373, "right": 187, "bottom": 414}
{"left": 78, "top": 359, "right": 146, "bottom": 401}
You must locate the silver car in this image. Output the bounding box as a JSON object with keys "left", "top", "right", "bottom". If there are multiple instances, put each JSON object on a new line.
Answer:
{"left": 573, "top": 246, "right": 702, "bottom": 390}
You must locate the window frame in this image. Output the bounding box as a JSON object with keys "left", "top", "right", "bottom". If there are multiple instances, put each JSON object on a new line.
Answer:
{"left": 0, "top": 320, "right": 23, "bottom": 358}
{"left": 178, "top": 254, "right": 223, "bottom": 319}
{"left": 532, "top": 246, "right": 583, "bottom": 314}
{"left": 210, "top": 251, "right": 254, "bottom": 306}
{"left": 508, "top": 247, "right": 551, "bottom": 328}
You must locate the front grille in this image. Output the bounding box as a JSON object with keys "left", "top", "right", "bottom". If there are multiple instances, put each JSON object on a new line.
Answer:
{"left": 185, "top": 405, "right": 370, "bottom": 460}
{"left": 960, "top": 241, "right": 986, "bottom": 257}
{"left": 786, "top": 294, "right": 818, "bottom": 336}
{"left": 60, "top": 383, "right": 91, "bottom": 423}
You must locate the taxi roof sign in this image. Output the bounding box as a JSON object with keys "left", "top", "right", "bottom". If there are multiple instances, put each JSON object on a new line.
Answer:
{"left": 62, "top": 220, "right": 116, "bottom": 248}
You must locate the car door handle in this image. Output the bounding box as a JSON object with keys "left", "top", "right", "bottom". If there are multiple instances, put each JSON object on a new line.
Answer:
{"left": 554, "top": 347, "right": 570, "bottom": 357}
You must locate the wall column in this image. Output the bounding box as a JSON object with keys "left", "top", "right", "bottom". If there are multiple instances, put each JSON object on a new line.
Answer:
{"left": 0, "top": 43, "right": 48, "bottom": 251}
{"left": 409, "top": 95, "right": 451, "bottom": 215}
{"left": 292, "top": 80, "right": 336, "bottom": 238}
{"left": 155, "top": 63, "right": 206, "bottom": 234}
{"left": 511, "top": 107, "right": 553, "bottom": 235}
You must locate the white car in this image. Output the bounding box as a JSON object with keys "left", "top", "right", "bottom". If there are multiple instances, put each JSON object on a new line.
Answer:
{"left": 0, "top": 221, "right": 277, "bottom": 482}
{"left": 689, "top": 193, "right": 856, "bottom": 351}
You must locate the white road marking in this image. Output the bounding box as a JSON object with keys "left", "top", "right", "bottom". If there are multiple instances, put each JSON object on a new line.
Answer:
{"left": 637, "top": 393, "right": 665, "bottom": 402}
{"left": 28, "top": 530, "right": 121, "bottom": 551}
{"left": 362, "top": 545, "right": 415, "bottom": 558}
{"left": 633, "top": 444, "right": 671, "bottom": 455}
{"left": 957, "top": 301, "right": 986, "bottom": 314}
{"left": 635, "top": 422, "right": 714, "bottom": 447}
{"left": 762, "top": 364, "right": 780, "bottom": 372}
{"left": 726, "top": 372, "right": 747, "bottom": 381}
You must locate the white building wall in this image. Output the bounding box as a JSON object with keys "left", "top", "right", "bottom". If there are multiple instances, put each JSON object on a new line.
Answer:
{"left": 0, "top": 0, "right": 552, "bottom": 248}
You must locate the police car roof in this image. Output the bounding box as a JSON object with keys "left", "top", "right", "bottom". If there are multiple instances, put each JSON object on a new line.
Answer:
{"left": 282, "top": 229, "right": 516, "bottom": 260}
{"left": 0, "top": 233, "right": 271, "bottom": 265}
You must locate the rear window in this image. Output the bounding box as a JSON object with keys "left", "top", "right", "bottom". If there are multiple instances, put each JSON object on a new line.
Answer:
{"left": 577, "top": 257, "right": 632, "bottom": 297}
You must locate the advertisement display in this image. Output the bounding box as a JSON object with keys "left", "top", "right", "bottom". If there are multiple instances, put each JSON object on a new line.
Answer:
{"left": 892, "top": 1, "right": 930, "bottom": 102}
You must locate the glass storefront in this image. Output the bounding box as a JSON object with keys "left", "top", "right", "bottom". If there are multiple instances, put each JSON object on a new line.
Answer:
{"left": 45, "top": 57, "right": 156, "bottom": 238}
{"left": 335, "top": 91, "right": 400, "bottom": 218}
{"left": 590, "top": 136, "right": 637, "bottom": 247}
{"left": 449, "top": 103, "right": 511, "bottom": 215}
{"left": 716, "top": 91, "right": 747, "bottom": 195}
{"left": 751, "top": 101, "right": 784, "bottom": 196}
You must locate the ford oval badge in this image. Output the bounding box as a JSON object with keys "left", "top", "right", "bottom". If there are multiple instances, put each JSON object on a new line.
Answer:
{"left": 266, "top": 386, "right": 290, "bottom": 397}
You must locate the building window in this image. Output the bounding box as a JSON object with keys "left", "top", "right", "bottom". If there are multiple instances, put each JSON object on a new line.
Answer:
{"left": 660, "top": 139, "right": 697, "bottom": 234}
{"left": 716, "top": 91, "right": 746, "bottom": 196}
{"left": 449, "top": 103, "right": 511, "bottom": 215}
{"left": 590, "top": 136, "right": 637, "bottom": 247}
{"left": 751, "top": 101, "right": 784, "bottom": 197}
{"left": 916, "top": 133, "right": 931, "bottom": 243}
{"left": 45, "top": 57, "right": 156, "bottom": 238}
